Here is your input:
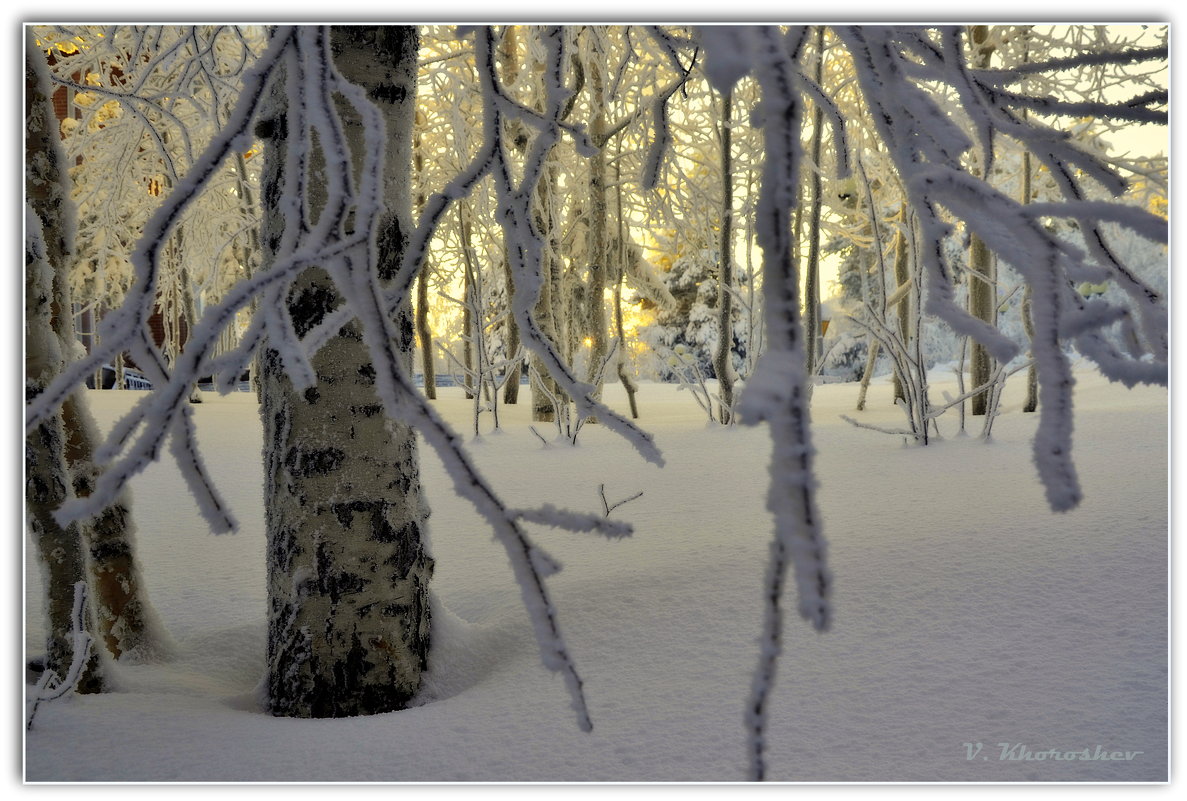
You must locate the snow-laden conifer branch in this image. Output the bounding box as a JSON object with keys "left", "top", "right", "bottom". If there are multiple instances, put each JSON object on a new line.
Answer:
{"left": 1037, "top": 157, "right": 1168, "bottom": 364}
{"left": 483, "top": 61, "right": 595, "bottom": 153}
{"left": 704, "top": 23, "right": 1167, "bottom": 777}
{"left": 940, "top": 27, "right": 998, "bottom": 176}
{"left": 1019, "top": 201, "right": 1167, "bottom": 242}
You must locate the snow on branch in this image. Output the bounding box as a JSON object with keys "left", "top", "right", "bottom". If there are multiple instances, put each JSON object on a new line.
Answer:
{"left": 702, "top": 25, "right": 832, "bottom": 783}
{"left": 834, "top": 24, "right": 1167, "bottom": 512}
{"left": 512, "top": 504, "right": 634, "bottom": 539}
{"left": 688, "top": 22, "right": 1168, "bottom": 779}
{"left": 33, "top": 25, "right": 668, "bottom": 734}
{"left": 25, "top": 28, "right": 295, "bottom": 437}
{"left": 27, "top": 27, "right": 297, "bottom": 534}
{"left": 641, "top": 26, "right": 697, "bottom": 189}
{"left": 26, "top": 582, "right": 94, "bottom": 730}
{"left": 277, "top": 26, "right": 622, "bottom": 731}
{"left": 466, "top": 25, "right": 665, "bottom": 467}
{"left": 975, "top": 42, "right": 1168, "bottom": 81}
{"left": 983, "top": 88, "right": 1167, "bottom": 123}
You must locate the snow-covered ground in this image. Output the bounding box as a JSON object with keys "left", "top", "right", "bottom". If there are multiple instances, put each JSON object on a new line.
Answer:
{"left": 23, "top": 366, "right": 1167, "bottom": 783}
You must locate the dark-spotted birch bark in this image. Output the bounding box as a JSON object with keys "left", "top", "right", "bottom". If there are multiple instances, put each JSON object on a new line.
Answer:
{"left": 27, "top": 36, "right": 164, "bottom": 669}
{"left": 25, "top": 38, "right": 105, "bottom": 692}
{"left": 58, "top": 390, "right": 167, "bottom": 661}
{"left": 257, "top": 25, "right": 433, "bottom": 718}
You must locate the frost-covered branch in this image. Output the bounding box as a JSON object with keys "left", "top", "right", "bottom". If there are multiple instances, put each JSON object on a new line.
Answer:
{"left": 833, "top": 25, "right": 1167, "bottom": 511}
{"left": 700, "top": 25, "right": 832, "bottom": 782}
{"left": 598, "top": 484, "right": 644, "bottom": 518}
{"left": 26, "top": 582, "right": 94, "bottom": 730}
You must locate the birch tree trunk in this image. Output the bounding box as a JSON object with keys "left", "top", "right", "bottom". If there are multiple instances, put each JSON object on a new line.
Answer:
{"left": 59, "top": 396, "right": 167, "bottom": 661}
{"left": 855, "top": 340, "right": 879, "bottom": 412}
{"left": 967, "top": 25, "right": 997, "bottom": 416}
{"left": 25, "top": 38, "right": 105, "bottom": 692}
{"left": 26, "top": 245, "right": 105, "bottom": 694}
{"left": 968, "top": 229, "right": 996, "bottom": 416}
{"left": 258, "top": 25, "right": 433, "bottom": 718}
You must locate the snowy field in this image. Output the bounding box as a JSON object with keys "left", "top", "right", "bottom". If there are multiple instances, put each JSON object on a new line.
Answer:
{"left": 23, "top": 366, "right": 1167, "bottom": 783}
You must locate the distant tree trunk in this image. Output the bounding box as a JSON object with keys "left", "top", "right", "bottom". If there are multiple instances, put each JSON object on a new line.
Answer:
{"left": 258, "top": 25, "right": 433, "bottom": 719}
{"left": 531, "top": 160, "right": 564, "bottom": 422}
{"left": 1022, "top": 285, "right": 1038, "bottom": 412}
{"left": 803, "top": 26, "right": 826, "bottom": 380}
{"left": 890, "top": 224, "right": 911, "bottom": 404}
{"left": 413, "top": 110, "right": 436, "bottom": 399}
{"left": 581, "top": 29, "right": 611, "bottom": 414}
{"left": 59, "top": 394, "right": 166, "bottom": 661}
{"left": 967, "top": 25, "right": 997, "bottom": 416}
{"left": 500, "top": 251, "right": 523, "bottom": 404}
{"left": 499, "top": 27, "right": 524, "bottom": 405}
{"left": 1021, "top": 148, "right": 1038, "bottom": 412}
{"left": 612, "top": 271, "right": 638, "bottom": 419}
{"left": 713, "top": 88, "right": 735, "bottom": 424}
{"left": 967, "top": 229, "right": 996, "bottom": 416}
{"left": 462, "top": 260, "right": 475, "bottom": 400}
{"left": 457, "top": 202, "right": 486, "bottom": 404}
{"left": 416, "top": 263, "right": 436, "bottom": 398}
{"left": 25, "top": 37, "right": 105, "bottom": 692}
{"left": 612, "top": 147, "right": 640, "bottom": 419}
{"left": 1018, "top": 31, "right": 1038, "bottom": 414}
{"left": 855, "top": 339, "right": 880, "bottom": 412}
